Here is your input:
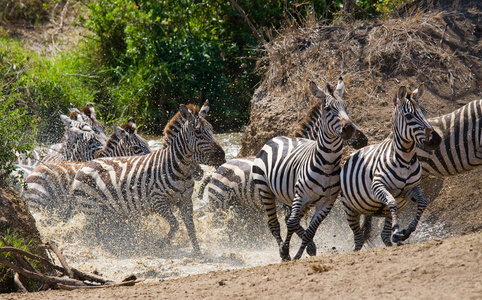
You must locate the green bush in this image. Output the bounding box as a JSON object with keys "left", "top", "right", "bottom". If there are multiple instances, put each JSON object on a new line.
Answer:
{"left": 0, "top": 229, "right": 38, "bottom": 292}
{"left": 82, "top": 0, "right": 360, "bottom": 132}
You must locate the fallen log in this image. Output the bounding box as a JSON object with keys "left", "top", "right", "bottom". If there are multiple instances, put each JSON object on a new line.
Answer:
{"left": 0, "top": 241, "right": 139, "bottom": 292}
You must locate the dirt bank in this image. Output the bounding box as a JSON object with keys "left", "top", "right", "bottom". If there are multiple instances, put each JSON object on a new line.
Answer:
{"left": 5, "top": 231, "right": 480, "bottom": 299}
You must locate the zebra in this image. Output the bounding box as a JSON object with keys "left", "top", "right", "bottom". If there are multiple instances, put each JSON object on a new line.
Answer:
{"left": 13, "top": 114, "right": 106, "bottom": 180}
{"left": 339, "top": 84, "right": 442, "bottom": 251}
{"left": 96, "top": 119, "right": 150, "bottom": 158}
{"left": 69, "top": 102, "right": 107, "bottom": 141}
{"left": 200, "top": 77, "right": 367, "bottom": 216}
{"left": 417, "top": 99, "right": 482, "bottom": 177}
{"left": 292, "top": 77, "right": 368, "bottom": 148}
{"left": 23, "top": 118, "right": 152, "bottom": 215}
{"left": 69, "top": 103, "right": 225, "bottom": 253}
{"left": 252, "top": 80, "right": 360, "bottom": 261}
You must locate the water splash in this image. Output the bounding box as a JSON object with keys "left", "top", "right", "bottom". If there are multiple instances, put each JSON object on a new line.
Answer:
{"left": 33, "top": 132, "right": 448, "bottom": 282}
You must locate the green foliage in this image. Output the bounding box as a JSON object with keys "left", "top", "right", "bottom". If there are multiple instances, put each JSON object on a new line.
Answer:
{"left": 0, "top": 0, "right": 415, "bottom": 143}
{"left": 0, "top": 229, "right": 38, "bottom": 292}
{"left": 0, "top": 39, "right": 36, "bottom": 182}
{"left": 83, "top": 0, "right": 362, "bottom": 132}
{"left": 374, "top": 0, "right": 415, "bottom": 17}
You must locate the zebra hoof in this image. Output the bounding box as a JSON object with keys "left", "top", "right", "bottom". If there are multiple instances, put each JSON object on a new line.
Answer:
{"left": 306, "top": 241, "right": 317, "bottom": 256}
{"left": 279, "top": 246, "right": 291, "bottom": 261}
{"left": 399, "top": 229, "right": 411, "bottom": 241}
{"left": 391, "top": 232, "right": 403, "bottom": 245}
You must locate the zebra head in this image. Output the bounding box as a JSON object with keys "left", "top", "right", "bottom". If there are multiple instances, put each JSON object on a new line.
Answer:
{"left": 179, "top": 104, "right": 226, "bottom": 168}
{"left": 393, "top": 85, "right": 441, "bottom": 151}
{"left": 96, "top": 119, "right": 151, "bottom": 158}
{"left": 121, "top": 118, "right": 151, "bottom": 156}
{"left": 309, "top": 80, "right": 356, "bottom": 141}
{"left": 60, "top": 114, "right": 106, "bottom": 161}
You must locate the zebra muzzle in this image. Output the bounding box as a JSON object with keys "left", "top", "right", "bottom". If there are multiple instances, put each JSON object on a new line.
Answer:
{"left": 423, "top": 129, "right": 442, "bottom": 151}
{"left": 340, "top": 122, "right": 356, "bottom": 141}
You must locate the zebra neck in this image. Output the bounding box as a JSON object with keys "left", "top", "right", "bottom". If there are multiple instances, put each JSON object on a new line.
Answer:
{"left": 165, "top": 130, "right": 195, "bottom": 176}
{"left": 315, "top": 131, "right": 343, "bottom": 159}
{"left": 392, "top": 123, "right": 418, "bottom": 166}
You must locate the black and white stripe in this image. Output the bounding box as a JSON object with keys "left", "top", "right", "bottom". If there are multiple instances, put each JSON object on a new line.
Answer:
{"left": 69, "top": 104, "right": 225, "bottom": 253}
{"left": 23, "top": 118, "right": 152, "bottom": 215}
{"left": 13, "top": 114, "right": 106, "bottom": 180}
{"left": 96, "top": 119, "right": 150, "bottom": 158}
{"left": 418, "top": 99, "right": 482, "bottom": 177}
{"left": 339, "top": 85, "right": 442, "bottom": 251}
{"left": 200, "top": 78, "right": 368, "bottom": 223}
{"left": 252, "top": 80, "right": 359, "bottom": 261}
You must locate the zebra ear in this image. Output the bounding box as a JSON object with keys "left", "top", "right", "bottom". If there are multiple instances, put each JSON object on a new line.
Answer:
{"left": 395, "top": 86, "right": 408, "bottom": 106}
{"left": 412, "top": 83, "right": 425, "bottom": 102}
{"left": 179, "top": 104, "right": 194, "bottom": 122}
{"left": 112, "top": 123, "right": 121, "bottom": 135}
{"left": 324, "top": 82, "right": 335, "bottom": 97}
{"left": 309, "top": 81, "right": 327, "bottom": 105}
{"left": 200, "top": 100, "right": 209, "bottom": 118}
{"left": 335, "top": 77, "right": 345, "bottom": 98}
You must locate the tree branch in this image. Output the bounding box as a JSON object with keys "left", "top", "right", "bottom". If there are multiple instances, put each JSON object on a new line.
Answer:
{"left": 229, "top": 0, "right": 266, "bottom": 45}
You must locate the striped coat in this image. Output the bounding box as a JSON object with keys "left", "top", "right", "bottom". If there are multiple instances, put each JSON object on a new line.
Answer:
{"left": 23, "top": 119, "right": 151, "bottom": 215}
{"left": 340, "top": 85, "right": 442, "bottom": 251}
{"left": 69, "top": 104, "right": 225, "bottom": 253}
{"left": 418, "top": 99, "right": 482, "bottom": 177}
{"left": 252, "top": 80, "right": 359, "bottom": 261}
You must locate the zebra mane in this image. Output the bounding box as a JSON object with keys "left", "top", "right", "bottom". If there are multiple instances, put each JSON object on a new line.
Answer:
{"left": 162, "top": 104, "right": 200, "bottom": 147}
{"left": 293, "top": 101, "right": 322, "bottom": 138}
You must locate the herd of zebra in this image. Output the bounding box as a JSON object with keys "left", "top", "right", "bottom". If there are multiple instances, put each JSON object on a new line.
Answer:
{"left": 12, "top": 78, "right": 482, "bottom": 261}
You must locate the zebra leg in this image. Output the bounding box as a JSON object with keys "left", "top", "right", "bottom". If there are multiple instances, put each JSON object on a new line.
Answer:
{"left": 260, "top": 188, "right": 284, "bottom": 255}
{"left": 399, "top": 186, "right": 428, "bottom": 241}
{"left": 178, "top": 197, "right": 201, "bottom": 255}
{"left": 281, "top": 196, "right": 306, "bottom": 261}
{"left": 293, "top": 201, "right": 334, "bottom": 260}
{"left": 372, "top": 183, "right": 401, "bottom": 245}
{"left": 345, "top": 209, "right": 364, "bottom": 251}
{"left": 381, "top": 217, "right": 393, "bottom": 247}
{"left": 153, "top": 199, "right": 179, "bottom": 248}
{"left": 284, "top": 205, "right": 317, "bottom": 256}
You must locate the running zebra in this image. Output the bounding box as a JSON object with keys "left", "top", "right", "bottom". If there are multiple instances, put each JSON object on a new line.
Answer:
{"left": 252, "top": 80, "right": 360, "bottom": 261}
{"left": 69, "top": 104, "right": 225, "bottom": 253}
{"left": 13, "top": 114, "right": 106, "bottom": 180}
{"left": 96, "top": 118, "right": 150, "bottom": 158}
{"left": 23, "top": 119, "right": 152, "bottom": 215}
{"left": 200, "top": 77, "right": 367, "bottom": 218}
{"left": 339, "top": 84, "right": 442, "bottom": 251}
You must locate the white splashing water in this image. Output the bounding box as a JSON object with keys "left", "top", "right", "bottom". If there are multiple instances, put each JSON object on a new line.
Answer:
{"left": 34, "top": 132, "right": 449, "bottom": 283}
{"left": 34, "top": 133, "right": 283, "bottom": 283}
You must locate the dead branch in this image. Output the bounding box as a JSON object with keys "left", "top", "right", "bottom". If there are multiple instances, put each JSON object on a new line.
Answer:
{"left": 45, "top": 241, "right": 73, "bottom": 278}
{"left": 229, "top": 0, "right": 266, "bottom": 45}
{"left": 13, "top": 271, "right": 28, "bottom": 293}
{"left": 71, "top": 268, "right": 112, "bottom": 284}
{"left": 57, "top": 279, "right": 142, "bottom": 291}
{"left": 0, "top": 236, "right": 37, "bottom": 274}
{"left": 0, "top": 247, "right": 64, "bottom": 274}
{"left": 0, "top": 257, "right": 86, "bottom": 287}
{"left": 0, "top": 243, "right": 131, "bottom": 292}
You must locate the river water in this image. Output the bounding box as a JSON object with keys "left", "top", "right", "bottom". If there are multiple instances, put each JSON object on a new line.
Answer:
{"left": 32, "top": 132, "right": 450, "bottom": 283}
